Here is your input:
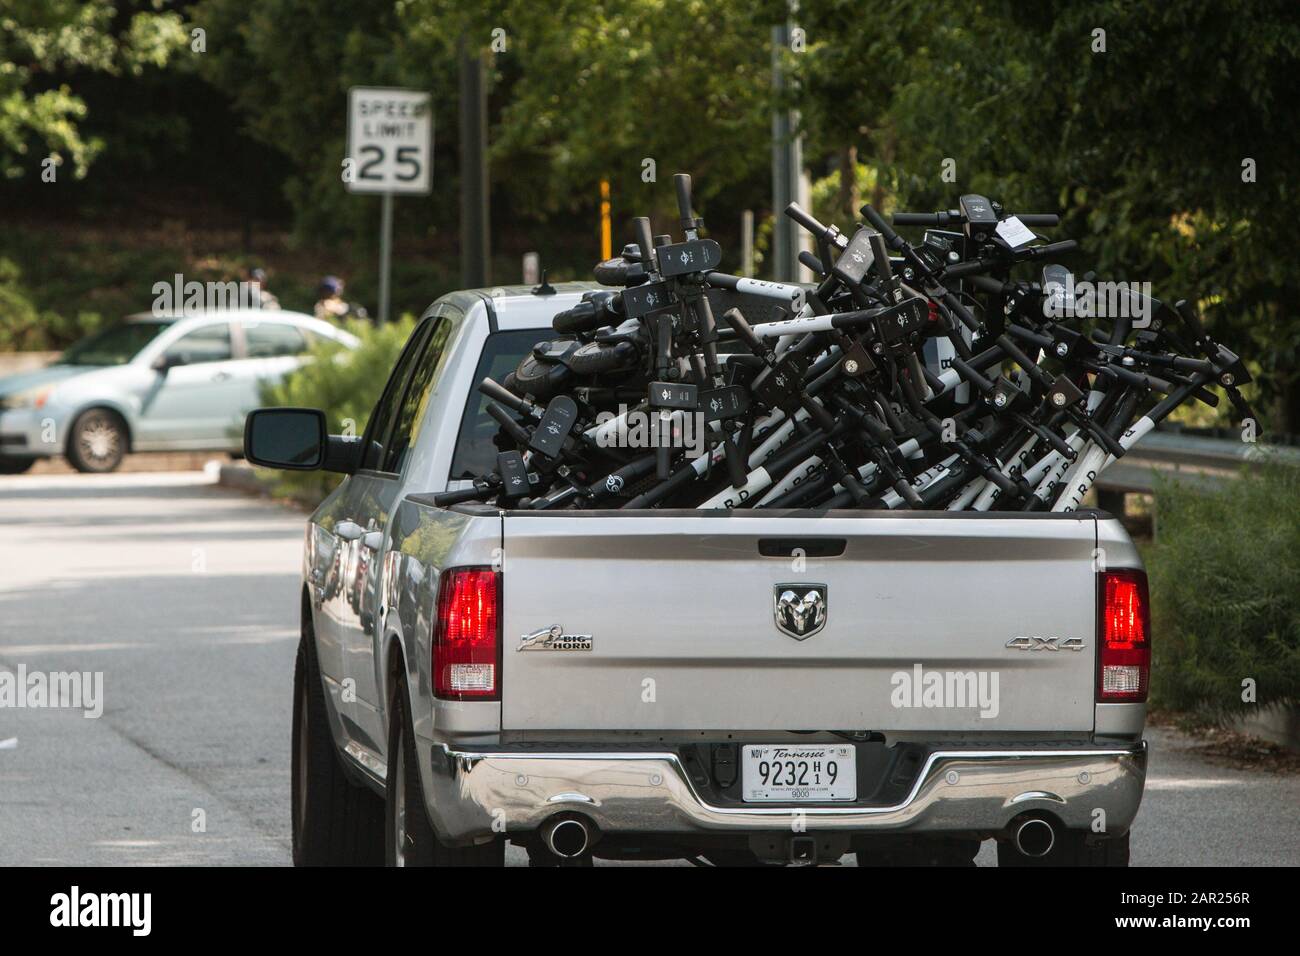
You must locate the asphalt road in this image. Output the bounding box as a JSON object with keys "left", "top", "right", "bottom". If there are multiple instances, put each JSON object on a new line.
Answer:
{"left": 1, "top": 470, "right": 1296, "bottom": 866}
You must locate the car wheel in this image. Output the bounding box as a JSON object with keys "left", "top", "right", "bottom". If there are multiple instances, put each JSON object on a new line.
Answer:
{"left": 67, "top": 408, "right": 127, "bottom": 473}
{"left": 291, "top": 622, "right": 385, "bottom": 866}
{"left": 0, "top": 456, "right": 35, "bottom": 475}
{"left": 385, "top": 673, "right": 504, "bottom": 867}
{"left": 997, "top": 827, "right": 1129, "bottom": 867}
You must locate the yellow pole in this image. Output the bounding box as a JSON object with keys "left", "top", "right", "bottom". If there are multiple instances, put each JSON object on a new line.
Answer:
{"left": 600, "top": 179, "right": 612, "bottom": 261}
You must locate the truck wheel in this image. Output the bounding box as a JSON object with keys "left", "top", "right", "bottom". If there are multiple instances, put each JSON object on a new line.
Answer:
{"left": 701, "top": 849, "right": 787, "bottom": 867}
{"left": 67, "top": 408, "right": 127, "bottom": 473}
{"left": 0, "top": 456, "right": 35, "bottom": 474}
{"left": 291, "top": 628, "right": 384, "bottom": 866}
{"left": 997, "top": 828, "right": 1129, "bottom": 867}
{"left": 855, "top": 835, "right": 979, "bottom": 867}
{"left": 385, "top": 675, "right": 504, "bottom": 867}
{"left": 526, "top": 843, "right": 594, "bottom": 867}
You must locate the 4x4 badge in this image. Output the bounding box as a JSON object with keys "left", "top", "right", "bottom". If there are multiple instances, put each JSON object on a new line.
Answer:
{"left": 1005, "top": 636, "right": 1085, "bottom": 652}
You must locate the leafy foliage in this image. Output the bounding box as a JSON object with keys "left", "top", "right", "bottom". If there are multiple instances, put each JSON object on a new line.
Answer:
{"left": 190, "top": 0, "right": 420, "bottom": 240}
{"left": 255, "top": 316, "right": 415, "bottom": 503}
{"left": 4, "top": 1, "right": 1298, "bottom": 428}
{"left": 0, "top": 256, "right": 104, "bottom": 350}
{"left": 1146, "top": 463, "right": 1300, "bottom": 716}
{"left": 793, "top": 0, "right": 1300, "bottom": 427}
{"left": 428, "top": 0, "right": 776, "bottom": 221}
{"left": 0, "top": 0, "right": 189, "bottom": 179}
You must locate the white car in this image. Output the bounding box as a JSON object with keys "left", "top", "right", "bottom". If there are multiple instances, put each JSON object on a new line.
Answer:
{"left": 0, "top": 310, "right": 358, "bottom": 473}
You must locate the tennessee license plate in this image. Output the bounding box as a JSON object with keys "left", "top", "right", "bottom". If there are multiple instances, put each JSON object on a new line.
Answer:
{"left": 741, "top": 745, "right": 857, "bottom": 802}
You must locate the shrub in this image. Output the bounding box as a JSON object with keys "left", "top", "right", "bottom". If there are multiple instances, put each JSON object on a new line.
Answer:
{"left": 1146, "top": 460, "right": 1300, "bottom": 718}
{"left": 256, "top": 316, "right": 415, "bottom": 504}
{"left": 0, "top": 257, "right": 104, "bottom": 351}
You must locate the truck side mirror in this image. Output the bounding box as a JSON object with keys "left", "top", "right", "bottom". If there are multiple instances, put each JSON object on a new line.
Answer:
{"left": 244, "top": 407, "right": 327, "bottom": 470}
{"left": 243, "top": 407, "right": 360, "bottom": 474}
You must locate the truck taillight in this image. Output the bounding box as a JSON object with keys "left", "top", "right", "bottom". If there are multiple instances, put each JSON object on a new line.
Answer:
{"left": 433, "top": 567, "right": 500, "bottom": 700}
{"left": 1097, "top": 569, "right": 1150, "bottom": 702}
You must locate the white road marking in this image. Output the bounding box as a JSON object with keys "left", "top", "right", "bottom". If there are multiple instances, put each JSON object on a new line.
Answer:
{"left": 1144, "top": 777, "right": 1245, "bottom": 790}
{"left": 1, "top": 641, "right": 149, "bottom": 655}
{"left": 0, "top": 469, "right": 219, "bottom": 490}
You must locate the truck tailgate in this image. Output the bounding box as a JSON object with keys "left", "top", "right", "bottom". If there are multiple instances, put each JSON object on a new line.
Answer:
{"left": 500, "top": 512, "right": 1098, "bottom": 732}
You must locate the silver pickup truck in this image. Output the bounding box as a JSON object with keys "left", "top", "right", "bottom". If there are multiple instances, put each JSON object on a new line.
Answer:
{"left": 245, "top": 283, "right": 1149, "bottom": 867}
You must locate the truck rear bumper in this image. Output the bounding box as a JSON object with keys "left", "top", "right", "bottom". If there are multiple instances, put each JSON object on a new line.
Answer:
{"left": 428, "top": 741, "right": 1147, "bottom": 842}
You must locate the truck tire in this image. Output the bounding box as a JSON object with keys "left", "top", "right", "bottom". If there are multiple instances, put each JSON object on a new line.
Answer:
{"left": 385, "top": 675, "right": 504, "bottom": 867}
{"left": 291, "top": 627, "right": 384, "bottom": 866}
{"left": 526, "top": 843, "right": 594, "bottom": 867}
{"left": 701, "top": 849, "right": 786, "bottom": 867}
{"left": 997, "top": 829, "right": 1129, "bottom": 867}
{"left": 67, "top": 408, "right": 127, "bottom": 473}
{"left": 855, "top": 835, "right": 979, "bottom": 867}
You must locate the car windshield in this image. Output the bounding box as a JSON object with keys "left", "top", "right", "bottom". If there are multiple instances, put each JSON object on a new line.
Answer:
{"left": 58, "top": 321, "right": 172, "bottom": 366}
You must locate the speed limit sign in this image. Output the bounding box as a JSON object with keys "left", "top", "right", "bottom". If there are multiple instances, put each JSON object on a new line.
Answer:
{"left": 347, "top": 87, "right": 432, "bottom": 194}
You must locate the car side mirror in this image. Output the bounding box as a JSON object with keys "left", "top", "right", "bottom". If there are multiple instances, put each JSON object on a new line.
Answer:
{"left": 151, "top": 353, "right": 185, "bottom": 374}
{"left": 243, "top": 407, "right": 360, "bottom": 474}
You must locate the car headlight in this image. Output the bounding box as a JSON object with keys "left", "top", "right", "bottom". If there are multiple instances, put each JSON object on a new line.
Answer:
{"left": 1, "top": 387, "right": 53, "bottom": 410}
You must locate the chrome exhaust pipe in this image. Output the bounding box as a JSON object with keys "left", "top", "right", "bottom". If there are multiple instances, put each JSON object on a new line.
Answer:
{"left": 1013, "top": 817, "right": 1056, "bottom": 858}
{"left": 541, "top": 817, "right": 590, "bottom": 859}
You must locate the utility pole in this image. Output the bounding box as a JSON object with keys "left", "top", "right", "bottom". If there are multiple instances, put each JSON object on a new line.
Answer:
{"left": 377, "top": 192, "right": 393, "bottom": 324}
{"left": 771, "top": 21, "right": 812, "bottom": 282}
{"left": 459, "top": 37, "right": 490, "bottom": 288}
{"left": 741, "top": 209, "right": 755, "bottom": 277}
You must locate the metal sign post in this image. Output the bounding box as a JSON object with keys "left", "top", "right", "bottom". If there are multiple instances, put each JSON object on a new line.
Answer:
{"left": 347, "top": 87, "right": 433, "bottom": 323}
{"left": 378, "top": 193, "right": 393, "bottom": 326}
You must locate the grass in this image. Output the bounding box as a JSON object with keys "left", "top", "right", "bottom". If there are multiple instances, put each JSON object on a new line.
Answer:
{"left": 1144, "top": 459, "right": 1300, "bottom": 719}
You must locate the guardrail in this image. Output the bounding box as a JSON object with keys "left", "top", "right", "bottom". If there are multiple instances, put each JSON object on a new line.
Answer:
{"left": 1097, "top": 430, "right": 1300, "bottom": 496}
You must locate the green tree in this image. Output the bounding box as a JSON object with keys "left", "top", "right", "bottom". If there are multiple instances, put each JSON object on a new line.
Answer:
{"left": 401, "top": 0, "right": 778, "bottom": 223}
{"left": 256, "top": 316, "right": 416, "bottom": 503}
{"left": 790, "top": 0, "right": 944, "bottom": 218}
{"left": 193, "top": 0, "right": 784, "bottom": 240}
{"left": 0, "top": 0, "right": 188, "bottom": 179}
{"left": 795, "top": 0, "right": 1300, "bottom": 429}
{"left": 191, "top": 0, "right": 421, "bottom": 240}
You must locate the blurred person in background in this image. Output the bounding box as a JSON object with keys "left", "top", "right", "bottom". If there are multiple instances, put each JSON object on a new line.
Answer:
{"left": 314, "top": 275, "right": 367, "bottom": 323}
{"left": 249, "top": 267, "right": 281, "bottom": 310}
{"left": 314, "top": 275, "right": 348, "bottom": 322}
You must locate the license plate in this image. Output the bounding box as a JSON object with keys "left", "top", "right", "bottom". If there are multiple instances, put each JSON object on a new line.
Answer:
{"left": 741, "top": 745, "right": 857, "bottom": 802}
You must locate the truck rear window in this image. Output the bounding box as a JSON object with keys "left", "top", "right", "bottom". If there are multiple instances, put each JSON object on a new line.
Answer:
{"left": 449, "top": 329, "right": 554, "bottom": 479}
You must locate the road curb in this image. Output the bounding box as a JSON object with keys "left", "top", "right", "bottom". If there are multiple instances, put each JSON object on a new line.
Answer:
{"left": 1229, "top": 705, "right": 1300, "bottom": 753}
{"left": 217, "top": 462, "right": 273, "bottom": 494}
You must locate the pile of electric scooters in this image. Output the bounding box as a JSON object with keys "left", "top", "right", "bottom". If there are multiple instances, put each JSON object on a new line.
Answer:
{"left": 436, "top": 172, "right": 1256, "bottom": 513}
